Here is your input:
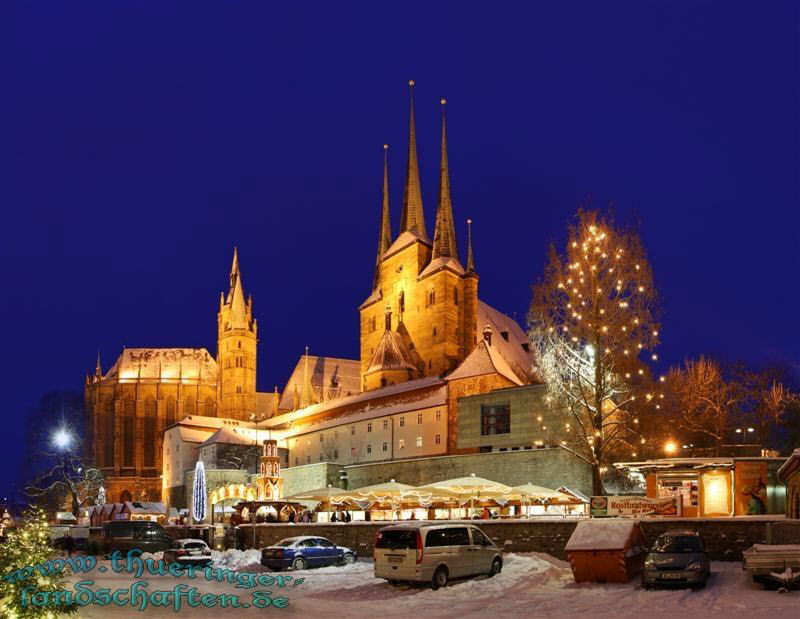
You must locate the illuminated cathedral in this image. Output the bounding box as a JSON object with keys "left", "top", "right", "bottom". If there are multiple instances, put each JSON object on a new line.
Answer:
{"left": 85, "top": 81, "right": 544, "bottom": 506}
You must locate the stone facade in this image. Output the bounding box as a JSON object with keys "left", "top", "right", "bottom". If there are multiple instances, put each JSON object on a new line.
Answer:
{"left": 456, "top": 383, "right": 564, "bottom": 451}
{"left": 341, "top": 447, "right": 591, "bottom": 496}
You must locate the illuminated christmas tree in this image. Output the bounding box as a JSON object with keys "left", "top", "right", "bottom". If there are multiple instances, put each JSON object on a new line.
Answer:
{"left": 529, "top": 210, "right": 662, "bottom": 494}
{"left": 0, "top": 506, "right": 76, "bottom": 618}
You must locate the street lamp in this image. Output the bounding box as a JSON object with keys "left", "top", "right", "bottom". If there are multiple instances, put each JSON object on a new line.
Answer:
{"left": 52, "top": 427, "right": 73, "bottom": 451}
{"left": 664, "top": 441, "right": 678, "bottom": 455}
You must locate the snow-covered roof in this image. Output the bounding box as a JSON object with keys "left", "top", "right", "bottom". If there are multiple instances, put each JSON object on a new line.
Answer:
{"left": 418, "top": 256, "right": 465, "bottom": 279}
{"left": 122, "top": 501, "right": 166, "bottom": 515}
{"left": 279, "top": 355, "right": 361, "bottom": 411}
{"left": 477, "top": 301, "right": 534, "bottom": 384}
{"left": 565, "top": 519, "right": 644, "bottom": 552}
{"left": 103, "top": 348, "right": 218, "bottom": 383}
{"left": 283, "top": 386, "right": 447, "bottom": 436}
{"left": 384, "top": 230, "right": 430, "bottom": 258}
{"left": 200, "top": 426, "right": 263, "bottom": 447}
{"left": 777, "top": 448, "right": 800, "bottom": 481}
{"left": 446, "top": 339, "right": 523, "bottom": 386}
{"left": 266, "top": 376, "right": 444, "bottom": 429}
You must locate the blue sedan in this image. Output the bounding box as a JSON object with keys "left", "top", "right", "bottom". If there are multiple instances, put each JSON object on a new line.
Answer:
{"left": 260, "top": 536, "right": 357, "bottom": 571}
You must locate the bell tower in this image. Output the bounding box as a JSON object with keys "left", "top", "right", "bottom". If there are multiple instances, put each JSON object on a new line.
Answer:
{"left": 217, "top": 248, "right": 257, "bottom": 420}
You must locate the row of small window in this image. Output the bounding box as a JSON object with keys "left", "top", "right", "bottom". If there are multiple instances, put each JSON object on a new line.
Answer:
{"left": 223, "top": 356, "right": 248, "bottom": 369}
{"left": 294, "top": 435, "right": 442, "bottom": 465}
{"left": 305, "top": 412, "right": 443, "bottom": 445}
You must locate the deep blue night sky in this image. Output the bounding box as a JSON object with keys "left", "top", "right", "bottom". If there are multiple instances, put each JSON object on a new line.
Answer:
{"left": 1, "top": 2, "right": 797, "bottom": 496}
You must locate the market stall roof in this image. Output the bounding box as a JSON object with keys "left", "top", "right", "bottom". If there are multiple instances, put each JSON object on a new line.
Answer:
{"left": 282, "top": 486, "right": 350, "bottom": 502}
{"left": 344, "top": 480, "right": 418, "bottom": 501}
{"left": 511, "top": 484, "right": 573, "bottom": 503}
{"left": 615, "top": 457, "right": 786, "bottom": 473}
{"left": 416, "top": 473, "right": 513, "bottom": 496}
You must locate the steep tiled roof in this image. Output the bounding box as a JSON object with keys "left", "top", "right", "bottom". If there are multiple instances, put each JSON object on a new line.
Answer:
{"left": 103, "top": 348, "right": 218, "bottom": 383}
{"left": 278, "top": 355, "right": 361, "bottom": 411}
{"left": 446, "top": 339, "right": 523, "bottom": 386}
{"left": 366, "top": 330, "right": 418, "bottom": 375}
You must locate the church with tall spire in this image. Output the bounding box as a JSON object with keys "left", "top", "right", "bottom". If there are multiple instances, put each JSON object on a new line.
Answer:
{"left": 360, "top": 82, "right": 526, "bottom": 391}
{"left": 84, "top": 81, "right": 549, "bottom": 508}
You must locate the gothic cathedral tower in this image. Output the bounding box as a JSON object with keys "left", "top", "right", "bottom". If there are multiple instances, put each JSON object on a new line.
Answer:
{"left": 360, "top": 83, "right": 479, "bottom": 389}
{"left": 217, "top": 248, "right": 258, "bottom": 420}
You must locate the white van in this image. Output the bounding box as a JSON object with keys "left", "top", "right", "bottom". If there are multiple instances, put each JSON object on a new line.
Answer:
{"left": 373, "top": 523, "right": 502, "bottom": 589}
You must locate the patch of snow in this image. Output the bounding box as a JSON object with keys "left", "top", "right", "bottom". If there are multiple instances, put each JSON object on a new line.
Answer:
{"left": 565, "top": 519, "right": 642, "bottom": 551}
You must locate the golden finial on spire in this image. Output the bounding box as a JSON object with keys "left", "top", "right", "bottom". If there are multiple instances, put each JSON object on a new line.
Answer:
{"left": 441, "top": 98, "right": 446, "bottom": 105}
{"left": 409, "top": 79, "right": 415, "bottom": 87}
{"left": 466, "top": 218, "right": 476, "bottom": 273}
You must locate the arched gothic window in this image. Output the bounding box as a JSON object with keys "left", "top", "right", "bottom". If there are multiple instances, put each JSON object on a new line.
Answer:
{"left": 143, "top": 398, "right": 157, "bottom": 467}
{"left": 123, "top": 399, "right": 135, "bottom": 468}
{"left": 165, "top": 397, "right": 176, "bottom": 427}
{"left": 104, "top": 400, "right": 115, "bottom": 468}
{"left": 204, "top": 398, "right": 216, "bottom": 418}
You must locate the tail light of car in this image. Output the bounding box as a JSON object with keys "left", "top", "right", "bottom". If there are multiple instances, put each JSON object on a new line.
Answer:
{"left": 276, "top": 549, "right": 283, "bottom": 558}
{"left": 416, "top": 530, "right": 423, "bottom": 564}
{"left": 175, "top": 549, "right": 188, "bottom": 556}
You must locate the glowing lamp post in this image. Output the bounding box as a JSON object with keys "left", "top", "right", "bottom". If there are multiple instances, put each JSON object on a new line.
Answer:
{"left": 663, "top": 441, "right": 678, "bottom": 456}
{"left": 52, "top": 428, "right": 74, "bottom": 451}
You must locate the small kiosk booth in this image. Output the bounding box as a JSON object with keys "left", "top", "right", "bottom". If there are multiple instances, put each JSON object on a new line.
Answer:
{"left": 615, "top": 457, "right": 787, "bottom": 517}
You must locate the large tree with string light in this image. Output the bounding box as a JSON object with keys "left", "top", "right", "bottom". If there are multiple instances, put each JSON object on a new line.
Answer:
{"left": 528, "top": 210, "right": 662, "bottom": 495}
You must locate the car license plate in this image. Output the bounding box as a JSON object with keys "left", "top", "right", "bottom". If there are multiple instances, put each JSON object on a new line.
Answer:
{"left": 387, "top": 555, "right": 404, "bottom": 563}
{"left": 660, "top": 572, "right": 683, "bottom": 579}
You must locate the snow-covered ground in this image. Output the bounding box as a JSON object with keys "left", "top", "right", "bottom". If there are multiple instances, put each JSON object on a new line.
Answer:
{"left": 59, "top": 551, "right": 799, "bottom": 618}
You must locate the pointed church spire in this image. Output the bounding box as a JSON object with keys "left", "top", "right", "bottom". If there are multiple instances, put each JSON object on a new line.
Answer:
{"left": 400, "top": 80, "right": 427, "bottom": 240}
{"left": 227, "top": 247, "right": 247, "bottom": 327}
{"left": 299, "top": 346, "right": 317, "bottom": 408}
{"left": 95, "top": 350, "right": 102, "bottom": 377}
{"left": 433, "top": 98, "right": 459, "bottom": 261}
{"left": 374, "top": 144, "right": 393, "bottom": 289}
{"left": 466, "top": 218, "right": 476, "bottom": 272}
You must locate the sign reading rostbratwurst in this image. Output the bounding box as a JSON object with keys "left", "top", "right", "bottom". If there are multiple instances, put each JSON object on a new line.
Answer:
{"left": 590, "top": 495, "right": 680, "bottom": 517}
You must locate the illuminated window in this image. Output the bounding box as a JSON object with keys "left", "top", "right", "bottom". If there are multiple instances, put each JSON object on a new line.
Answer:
{"left": 398, "top": 439, "right": 405, "bottom": 449}
{"left": 481, "top": 403, "right": 510, "bottom": 436}
{"left": 416, "top": 436, "right": 422, "bottom": 447}
{"left": 307, "top": 439, "right": 311, "bottom": 447}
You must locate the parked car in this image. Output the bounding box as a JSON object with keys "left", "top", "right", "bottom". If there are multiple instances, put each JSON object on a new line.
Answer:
{"left": 641, "top": 529, "right": 710, "bottom": 590}
{"left": 102, "top": 520, "right": 173, "bottom": 557}
{"left": 163, "top": 538, "right": 212, "bottom": 567}
{"left": 373, "top": 523, "right": 503, "bottom": 590}
{"left": 52, "top": 536, "right": 88, "bottom": 553}
{"left": 260, "top": 536, "right": 357, "bottom": 571}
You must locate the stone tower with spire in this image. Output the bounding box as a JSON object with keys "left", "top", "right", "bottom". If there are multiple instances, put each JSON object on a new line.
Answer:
{"left": 360, "top": 84, "right": 479, "bottom": 389}
{"left": 217, "top": 248, "right": 258, "bottom": 420}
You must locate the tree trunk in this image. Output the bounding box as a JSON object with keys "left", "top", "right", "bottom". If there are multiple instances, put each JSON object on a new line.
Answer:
{"left": 591, "top": 463, "right": 604, "bottom": 496}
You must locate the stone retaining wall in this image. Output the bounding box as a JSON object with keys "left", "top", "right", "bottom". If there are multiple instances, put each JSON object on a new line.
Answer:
{"left": 237, "top": 517, "right": 784, "bottom": 561}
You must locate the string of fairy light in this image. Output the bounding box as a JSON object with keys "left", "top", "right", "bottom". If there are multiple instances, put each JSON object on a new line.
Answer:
{"left": 535, "top": 220, "right": 666, "bottom": 460}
